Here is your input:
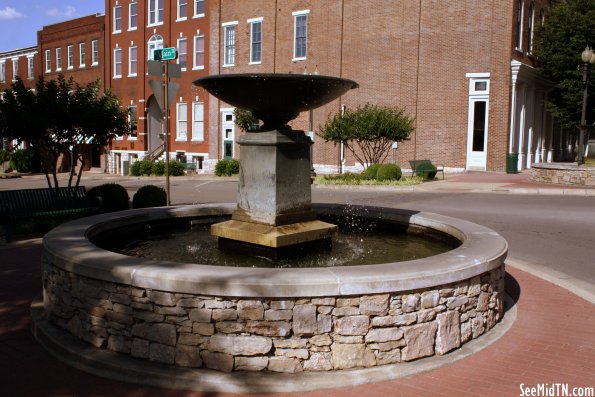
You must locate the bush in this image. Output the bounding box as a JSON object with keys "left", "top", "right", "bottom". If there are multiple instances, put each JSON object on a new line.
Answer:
{"left": 225, "top": 159, "right": 240, "bottom": 176}
{"left": 132, "top": 185, "right": 167, "bottom": 208}
{"left": 168, "top": 160, "right": 185, "bottom": 176}
{"left": 87, "top": 183, "right": 130, "bottom": 213}
{"left": 152, "top": 161, "right": 165, "bottom": 176}
{"left": 362, "top": 163, "right": 382, "bottom": 180}
{"left": 415, "top": 163, "right": 437, "bottom": 179}
{"left": 139, "top": 160, "right": 154, "bottom": 176}
{"left": 9, "top": 148, "right": 36, "bottom": 173}
{"left": 214, "top": 159, "right": 229, "bottom": 176}
{"left": 130, "top": 160, "right": 142, "bottom": 176}
{"left": 376, "top": 164, "right": 402, "bottom": 181}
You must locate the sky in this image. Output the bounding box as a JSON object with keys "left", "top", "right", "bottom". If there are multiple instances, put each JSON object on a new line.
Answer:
{"left": 0, "top": 1, "right": 104, "bottom": 52}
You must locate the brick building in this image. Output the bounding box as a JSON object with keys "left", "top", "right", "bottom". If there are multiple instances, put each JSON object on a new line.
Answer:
{"left": 0, "top": 46, "right": 39, "bottom": 92}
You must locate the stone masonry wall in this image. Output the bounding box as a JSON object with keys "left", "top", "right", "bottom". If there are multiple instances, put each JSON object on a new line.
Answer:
{"left": 42, "top": 260, "right": 505, "bottom": 373}
{"left": 530, "top": 166, "right": 595, "bottom": 186}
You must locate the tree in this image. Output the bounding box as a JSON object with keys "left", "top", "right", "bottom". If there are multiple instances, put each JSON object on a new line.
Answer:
{"left": 318, "top": 103, "right": 414, "bottom": 168}
{"left": 533, "top": 0, "right": 595, "bottom": 133}
{"left": 0, "top": 75, "right": 129, "bottom": 188}
{"left": 233, "top": 108, "right": 260, "bottom": 132}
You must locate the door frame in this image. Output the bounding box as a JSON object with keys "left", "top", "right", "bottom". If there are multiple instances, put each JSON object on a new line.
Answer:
{"left": 465, "top": 76, "right": 490, "bottom": 171}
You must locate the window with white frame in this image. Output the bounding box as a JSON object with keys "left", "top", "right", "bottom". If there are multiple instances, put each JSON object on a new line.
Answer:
{"left": 148, "top": 0, "right": 164, "bottom": 26}
{"left": 128, "top": 106, "right": 138, "bottom": 138}
{"left": 178, "top": 0, "right": 187, "bottom": 20}
{"left": 56, "top": 48, "right": 62, "bottom": 71}
{"left": 177, "top": 103, "right": 188, "bottom": 141}
{"left": 192, "top": 101, "right": 204, "bottom": 141}
{"left": 148, "top": 34, "right": 164, "bottom": 60}
{"left": 249, "top": 18, "right": 262, "bottom": 64}
{"left": 178, "top": 37, "right": 187, "bottom": 69}
{"left": 67, "top": 45, "right": 74, "bottom": 69}
{"left": 114, "top": 48, "right": 122, "bottom": 78}
{"left": 92, "top": 40, "right": 99, "bottom": 65}
{"left": 528, "top": 1, "right": 535, "bottom": 53}
{"left": 129, "top": 2, "right": 138, "bottom": 30}
{"left": 45, "top": 50, "right": 51, "bottom": 72}
{"left": 194, "top": 0, "right": 205, "bottom": 17}
{"left": 193, "top": 35, "right": 204, "bottom": 69}
{"left": 516, "top": 0, "right": 524, "bottom": 50}
{"left": 12, "top": 59, "right": 18, "bottom": 81}
{"left": 79, "top": 43, "right": 86, "bottom": 67}
{"left": 0, "top": 62, "right": 5, "bottom": 82}
{"left": 28, "top": 56, "right": 34, "bottom": 79}
{"left": 113, "top": 5, "right": 122, "bottom": 33}
{"left": 293, "top": 10, "right": 309, "bottom": 60}
{"left": 223, "top": 22, "right": 237, "bottom": 66}
{"left": 129, "top": 46, "right": 137, "bottom": 76}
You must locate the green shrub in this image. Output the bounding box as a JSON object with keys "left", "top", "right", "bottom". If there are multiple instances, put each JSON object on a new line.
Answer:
{"left": 376, "top": 164, "right": 402, "bottom": 181}
{"left": 214, "top": 159, "right": 229, "bottom": 176}
{"left": 169, "top": 160, "right": 185, "bottom": 176}
{"left": 415, "top": 163, "right": 437, "bottom": 179}
{"left": 362, "top": 163, "right": 382, "bottom": 180}
{"left": 225, "top": 159, "right": 240, "bottom": 176}
{"left": 9, "top": 148, "right": 36, "bottom": 173}
{"left": 152, "top": 160, "right": 165, "bottom": 176}
{"left": 130, "top": 160, "right": 142, "bottom": 176}
{"left": 139, "top": 160, "right": 154, "bottom": 176}
{"left": 132, "top": 185, "right": 167, "bottom": 208}
{"left": 88, "top": 183, "right": 130, "bottom": 213}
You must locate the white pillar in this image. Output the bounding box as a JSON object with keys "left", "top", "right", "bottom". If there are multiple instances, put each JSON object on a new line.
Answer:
{"left": 509, "top": 61, "right": 522, "bottom": 154}
{"left": 518, "top": 84, "right": 527, "bottom": 170}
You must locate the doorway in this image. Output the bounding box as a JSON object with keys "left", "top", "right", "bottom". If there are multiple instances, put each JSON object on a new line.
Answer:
{"left": 466, "top": 78, "right": 490, "bottom": 171}
{"left": 221, "top": 109, "right": 235, "bottom": 160}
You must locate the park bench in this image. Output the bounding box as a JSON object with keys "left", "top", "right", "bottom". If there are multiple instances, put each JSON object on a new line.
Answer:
{"left": 0, "top": 186, "right": 101, "bottom": 241}
{"left": 409, "top": 160, "right": 445, "bottom": 180}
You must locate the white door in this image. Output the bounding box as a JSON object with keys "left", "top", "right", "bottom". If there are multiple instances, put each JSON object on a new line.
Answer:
{"left": 221, "top": 110, "right": 235, "bottom": 160}
{"left": 466, "top": 78, "right": 490, "bottom": 171}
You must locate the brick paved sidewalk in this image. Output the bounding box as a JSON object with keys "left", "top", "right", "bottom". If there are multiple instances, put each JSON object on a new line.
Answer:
{"left": 1, "top": 240, "right": 594, "bottom": 397}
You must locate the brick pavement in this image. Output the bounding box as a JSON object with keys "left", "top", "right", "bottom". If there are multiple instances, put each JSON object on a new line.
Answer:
{"left": 1, "top": 239, "right": 593, "bottom": 397}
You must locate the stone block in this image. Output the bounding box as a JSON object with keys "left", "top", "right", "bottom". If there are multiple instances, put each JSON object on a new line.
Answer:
{"left": 421, "top": 291, "right": 440, "bottom": 309}
{"left": 311, "top": 297, "right": 335, "bottom": 306}
{"left": 189, "top": 308, "right": 211, "bottom": 322}
{"left": 318, "top": 314, "right": 332, "bottom": 333}
{"left": 148, "top": 291, "right": 176, "bottom": 307}
{"left": 201, "top": 351, "right": 234, "bottom": 372}
{"left": 375, "top": 348, "right": 401, "bottom": 365}
{"left": 310, "top": 334, "right": 332, "bottom": 346}
{"left": 334, "top": 315, "right": 369, "bottom": 336}
{"left": 468, "top": 276, "right": 482, "bottom": 297}
{"left": 273, "top": 338, "right": 308, "bottom": 349}
{"left": 436, "top": 311, "right": 461, "bottom": 355}
{"left": 112, "top": 303, "right": 133, "bottom": 314}
{"left": 155, "top": 306, "right": 187, "bottom": 316}
{"left": 371, "top": 313, "right": 416, "bottom": 327}
{"left": 235, "top": 356, "right": 268, "bottom": 371}
{"left": 365, "top": 327, "right": 403, "bottom": 343}
{"left": 446, "top": 296, "right": 469, "bottom": 310}
{"left": 193, "top": 322, "right": 215, "bottom": 336}
{"left": 110, "top": 293, "right": 131, "bottom": 305}
{"left": 245, "top": 321, "right": 291, "bottom": 337}
{"left": 131, "top": 338, "right": 149, "bottom": 358}
{"left": 332, "top": 306, "right": 360, "bottom": 316}
{"left": 178, "top": 332, "right": 205, "bottom": 346}
{"left": 477, "top": 292, "right": 490, "bottom": 312}
{"left": 317, "top": 306, "right": 333, "bottom": 315}
{"left": 336, "top": 297, "right": 360, "bottom": 307}
{"left": 293, "top": 304, "right": 318, "bottom": 336}
{"left": 107, "top": 335, "right": 131, "bottom": 353}
{"left": 331, "top": 343, "right": 376, "bottom": 369}
{"left": 147, "top": 323, "right": 177, "bottom": 346}
{"left": 332, "top": 334, "right": 363, "bottom": 344}
{"left": 268, "top": 357, "right": 303, "bottom": 373}
{"left": 402, "top": 295, "right": 420, "bottom": 313}
{"left": 417, "top": 309, "right": 436, "bottom": 323}
{"left": 368, "top": 340, "right": 406, "bottom": 351}
{"left": 212, "top": 308, "right": 238, "bottom": 321}
{"left": 175, "top": 345, "right": 203, "bottom": 367}
{"left": 471, "top": 316, "right": 485, "bottom": 338}
{"left": 133, "top": 311, "right": 164, "bottom": 323}
{"left": 208, "top": 334, "right": 272, "bottom": 356}
{"left": 461, "top": 321, "right": 472, "bottom": 343}
{"left": 216, "top": 321, "right": 245, "bottom": 334}
{"left": 177, "top": 298, "right": 203, "bottom": 308}
{"left": 106, "top": 311, "right": 133, "bottom": 325}
{"left": 275, "top": 348, "right": 309, "bottom": 359}
{"left": 204, "top": 299, "right": 229, "bottom": 309}
{"left": 265, "top": 309, "right": 293, "bottom": 321}
{"left": 238, "top": 300, "right": 264, "bottom": 320}
{"left": 303, "top": 352, "right": 333, "bottom": 371}
{"left": 270, "top": 300, "right": 295, "bottom": 310}
{"left": 359, "top": 294, "right": 389, "bottom": 315}
{"left": 149, "top": 343, "right": 175, "bottom": 364}
{"left": 401, "top": 322, "right": 438, "bottom": 361}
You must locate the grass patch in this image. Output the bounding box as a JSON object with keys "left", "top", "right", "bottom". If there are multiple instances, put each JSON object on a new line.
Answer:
{"left": 0, "top": 173, "right": 20, "bottom": 179}
{"left": 315, "top": 173, "right": 424, "bottom": 186}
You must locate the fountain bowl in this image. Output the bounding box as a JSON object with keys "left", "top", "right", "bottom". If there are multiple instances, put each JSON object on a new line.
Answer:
{"left": 193, "top": 73, "right": 359, "bottom": 129}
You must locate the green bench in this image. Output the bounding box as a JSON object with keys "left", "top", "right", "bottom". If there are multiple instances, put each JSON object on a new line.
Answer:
{"left": 409, "top": 160, "right": 445, "bottom": 180}
{"left": 0, "top": 186, "right": 101, "bottom": 241}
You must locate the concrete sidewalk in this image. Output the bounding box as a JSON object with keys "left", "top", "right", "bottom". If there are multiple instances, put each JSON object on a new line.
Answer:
{"left": 0, "top": 239, "right": 594, "bottom": 397}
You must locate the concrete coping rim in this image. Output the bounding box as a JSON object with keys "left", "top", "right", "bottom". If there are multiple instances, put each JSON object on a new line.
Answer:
{"left": 42, "top": 203, "right": 508, "bottom": 297}
{"left": 532, "top": 162, "right": 595, "bottom": 171}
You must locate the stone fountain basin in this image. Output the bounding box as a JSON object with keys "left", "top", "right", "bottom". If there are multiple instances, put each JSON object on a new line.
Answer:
{"left": 39, "top": 203, "right": 507, "bottom": 377}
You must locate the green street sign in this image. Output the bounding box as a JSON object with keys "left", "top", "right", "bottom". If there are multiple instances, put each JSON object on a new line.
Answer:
{"left": 154, "top": 47, "right": 177, "bottom": 61}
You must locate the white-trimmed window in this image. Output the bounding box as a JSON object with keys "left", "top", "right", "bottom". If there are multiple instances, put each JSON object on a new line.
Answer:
{"left": 528, "top": 1, "right": 535, "bottom": 53}
{"left": 516, "top": 0, "right": 524, "bottom": 50}
{"left": 129, "top": 46, "right": 137, "bottom": 76}
{"left": 113, "top": 5, "right": 122, "bottom": 33}
{"left": 27, "top": 56, "right": 34, "bottom": 79}
{"left": 128, "top": 106, "right": 138, "bottom": 138}
{"left": 79, "top": 43, "right": 86, "bottom": 67}
{"left": 129, "top": 2, "right": 138, "bottom": 30}
{"left": 177, "top": 102, "right": 188, "bottom": 141}
{"left": 178, "top": 0, "right": 187, "bottom": 20}
{"left": 249, "top": 18, "right": 263, "bottom": 64}
{"left": 114, "top": 48, "right": 122, "bottom": 78}
{"left": 92, "top": 40, "right": 99, "bottom": 65}
{"left": 148, "top": 34, "right": 164, "bottom": 60}
{"left": 45, "top": 50, "right": 51, "bottom": 73}
{"left": 67, "top": 45, "right": 74, "bottom": 69}
{"left": 193, "top": 35, "right": 205, "bottom": 69}
{"left": 56, "top": 48, "right": 62, "bottom": 71}
{"left": 148, "top": 0, "right": 164, "bottom": 26}
{"left": 293, "top": 10, "right": 309, "bottom": 60}
{"left": 12, "top": 58, "right": 18, "bottom": 81}
{"left": 192, "top": 101, "right": 204, "bottom": 141}
{"left": 0, "top": 61, "right": 5, "bottom": 82}
{"left": 178, "top": 37, "right": 187, "bottom": 69}
{"left": 223, "top": 22, "right": 237, "bottom": 66}
{"left": 194, "top": 0, "right": 205, "bottom": 18}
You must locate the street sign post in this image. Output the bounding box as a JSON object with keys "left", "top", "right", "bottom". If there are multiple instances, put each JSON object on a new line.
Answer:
{"left": 153, "top": 47, "right": 177, "bottom": 61}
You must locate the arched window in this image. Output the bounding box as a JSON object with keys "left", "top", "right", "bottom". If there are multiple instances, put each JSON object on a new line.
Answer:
{"left": 148, "top": 34, "right": 164, "bottom": 60}
{"left": 516, "top": 0, "right": 524, "bottom": 50}
{"left": 528, "top": 2, "right": 535, "bottom": 53}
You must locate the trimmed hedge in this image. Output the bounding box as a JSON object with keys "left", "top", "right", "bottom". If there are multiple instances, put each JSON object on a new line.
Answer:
{"left": 215, "top": 159, "right": 240, "bottom": 176}
{"left": 132, "top": 185, "right": 167, "bottom": 208}
{"left": 87, "top": 183, "right": 130, "bottom": 213}
{"left": 376, "top": 164, "right": 402, "bottom": 181}
{"left": 130, "top": 159, "right": 185, "bottom": 176}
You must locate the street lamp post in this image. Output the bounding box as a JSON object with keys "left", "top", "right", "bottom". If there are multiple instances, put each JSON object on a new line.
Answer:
{"left": 578, "top": 46, "right": 595, "bottom": 164}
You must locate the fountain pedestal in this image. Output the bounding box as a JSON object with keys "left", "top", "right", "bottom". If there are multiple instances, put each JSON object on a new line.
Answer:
{"left": 211, "top": 129, "right": 337, "bottom": 255}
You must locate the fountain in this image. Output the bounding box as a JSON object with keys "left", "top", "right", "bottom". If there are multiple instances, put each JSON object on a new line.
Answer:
{"left": 33, "top": 73, "right": 508, "bottom": 392}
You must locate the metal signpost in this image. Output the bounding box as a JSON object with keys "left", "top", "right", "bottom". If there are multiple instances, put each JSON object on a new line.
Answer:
{"left": 148, "top": 48, "right": 179, "bottom": 206}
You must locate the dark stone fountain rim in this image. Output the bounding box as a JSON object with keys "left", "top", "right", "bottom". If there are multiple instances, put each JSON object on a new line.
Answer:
{"left": 43, "top": 203, "right": 508, "bottom": 297}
